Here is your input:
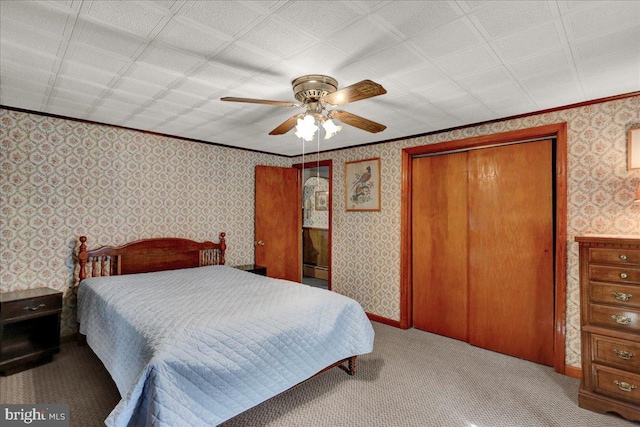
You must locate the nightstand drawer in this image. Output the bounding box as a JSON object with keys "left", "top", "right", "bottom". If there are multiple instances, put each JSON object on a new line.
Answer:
{"left": 1, "top": 294, "right": 62, "bottom": 321}
{"left": 592, "top": 334, "right": 640, "bottom": 373}
{"left": 593, "top": 364, "right": 640, "bottom": 405}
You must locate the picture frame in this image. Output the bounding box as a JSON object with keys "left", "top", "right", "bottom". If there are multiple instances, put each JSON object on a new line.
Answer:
{"left": 629, "top": 127, "right": 640, "bottom": 170}
{"left": 315, "top": 191, "right": 328, "bottom": 211}
{"left": 345, "top": 157, "right": 381, "bottom": 212}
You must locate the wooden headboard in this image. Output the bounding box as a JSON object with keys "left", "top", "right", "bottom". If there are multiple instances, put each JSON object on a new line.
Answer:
{"left": 77, "top": 233, "right": 226, "bottom": 282}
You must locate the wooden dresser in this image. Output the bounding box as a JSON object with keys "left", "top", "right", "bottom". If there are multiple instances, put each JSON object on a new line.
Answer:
{"left": 577, "top": 235, "right": 640, "bottom": 421}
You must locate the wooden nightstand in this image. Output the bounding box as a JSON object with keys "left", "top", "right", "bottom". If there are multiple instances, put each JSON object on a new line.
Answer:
{"left": 233, "top": 264, "right": 267, "bottom": 276}
{"left": 0, "top": 287, "right": 63, "bottom": 375}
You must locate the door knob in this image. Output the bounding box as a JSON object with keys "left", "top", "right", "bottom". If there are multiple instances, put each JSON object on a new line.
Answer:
{"left": 255, "top": 241, "right": 265, "bottom": 246}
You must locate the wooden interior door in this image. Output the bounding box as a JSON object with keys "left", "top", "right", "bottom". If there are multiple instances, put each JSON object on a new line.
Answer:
{"left": 412, "top": 152, "right": 469, "bottom": 341}
{"left": 467, "top": 140, "right": 554, "bottom": 366}
{"left": 255, "top": 165, "right": 301, "bottom": 282}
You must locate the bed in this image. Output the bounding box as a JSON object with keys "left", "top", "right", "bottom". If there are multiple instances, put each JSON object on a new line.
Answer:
{"left": 75, "top": 233, "right": 374, "bottom": 427}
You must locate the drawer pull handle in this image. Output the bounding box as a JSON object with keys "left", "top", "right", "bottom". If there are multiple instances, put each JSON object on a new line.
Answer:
{"left": 620, "top": 254, "right": 628, "bottom": 261}
{"left": 612, "top": 292, "right": 633, "bottom": 302}
{"left": 611, "top": 315, "right": 633, "bottom": 325}
{"left": 613, "top": 349, "right": 636, "bottom": 360}
{"left": 620, "top": 273, "right": 628, "bottom": 279}
{"left": 23, "top": 303, "right": 45, "bottom": 311}
{"left": 614, "top": 380, "right": 637, "bottom": 392}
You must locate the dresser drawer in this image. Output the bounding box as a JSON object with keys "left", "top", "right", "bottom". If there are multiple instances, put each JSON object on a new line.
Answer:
{"left": 590, "top": 282, "right": 640, "bottom": 309}
{"left": 589, "top": 303, "right": 640, "bottom": 333}
{"left": 590, "top": 265, "right": 640, "bottom": 285}
{"left": 592, "top": 334, "right": 640, "bottom": 373}
{"left": 0, "top": 294, "right": 62, "bottom": 321}
{"left": 590, "top": 248, "right": 640, "bottom": 265}
{"left": 593, "top": 364, "right": 640, "bottom": 405}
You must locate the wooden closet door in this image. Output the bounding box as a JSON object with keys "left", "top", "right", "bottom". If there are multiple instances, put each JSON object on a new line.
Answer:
{"left": 412, "top": 152, "right": 468, "bottom": 341}
{"left": 467, "top": 140, "right": 554, "bottom": 366}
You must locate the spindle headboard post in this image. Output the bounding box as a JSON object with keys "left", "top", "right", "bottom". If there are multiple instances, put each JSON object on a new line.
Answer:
{"left": 77, "top": 233, "right": 227, "bottom": 283}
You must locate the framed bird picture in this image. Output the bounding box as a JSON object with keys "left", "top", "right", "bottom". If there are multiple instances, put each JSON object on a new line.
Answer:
{"left": 345, "top": 157, "right": 381, "bottom": 211}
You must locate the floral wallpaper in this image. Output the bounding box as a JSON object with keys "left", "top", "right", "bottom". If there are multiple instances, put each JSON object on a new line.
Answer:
{"left": 0, "top": 108, "right": 289, "bottom": 335}
{"left": 1, "top": 94, "right": 639, "bottom": 368}
{"left": 295, "top": 95, "right": 640, "bottom": 368}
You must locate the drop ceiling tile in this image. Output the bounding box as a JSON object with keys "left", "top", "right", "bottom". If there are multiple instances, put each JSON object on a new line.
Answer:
{"left": 492, "top": 21, "right": 563, "bottom": 62}
{"left": 238, "top": 17, "right": 315, "bottom": 58}
{"left": 357, "top": 44, "right": 426, "bottom": 77}
{"left": 101, "top": 87, "right": 152, "bottom": 106}
{"left": 433, "top": 45, "right": 499, "bottom": 79}
{"left": 68, "top": 43, "right": 132, "bottom": 74}
{"left": 225, "top": 76, "right": 293, "bottom": 101}
{"left": 142, "top": 99, "right": 188, "bottom": 118}
{"left": 75, "top": 17, "right": 148, "bottom": 58}
{"left": 59, "top": 61, "right": 119, "bottom": 87}
{"left": 431, "top": 93, "right": 487, "bottom": 111}
{"left": 124, "top": 115, "right": 167, "bottom": 129}
{"left": 157, "top": 90, "right": 207, "bottom": 108}
{"left": 574, "top": 26, "right": 640, "bottom": 62}
{"left": 96, "top": 98, "right": 141, "bottom": 114}
{"left": 470, "top": 1, "right": 554, "bottom": 38}
{"left": 0, "top": 85, "right": 47, "bottom": 104}
{"left": 0, "top": 1, "right": 73, "bottom": 37}
{"left": 84, "top": 0, "right": 168, "bottom": 38}
{"left": 473, "top": 83, "right": 527, "bottom": 105}
{"left": 1, "top": 42, "right": 59, "bottom": 74}
{"left": 0, "top": 58, "right": 53, "bottom": 86}
{"left": 54, "top": 76, "right": 109, "bottom": 98}
{"left": 449, "top": 103, "right": 497, "bottom": 123}
{"left": 156, "top": 18, "right": 231, "bottom": 58}
{"left": 138, "top": 44, "right": 204, "bottom": 74}
{"left": 508, "top": 49, "right": 569, "bottom": 79}
{"left": 178, "top": 108, "right": 224, "bottom": 122}
{"left": 188, "top": 62, "right": 251, "bottom": 89}
{"left": 89, "top": 107, "right": 133, "bottom": 123}
{"left": 565, "top": 1, "right": 640, "bottom": 40}
{"left": 577, "top": 52, "right": 640, "bottom": 79}
{"left": 47, "top": 97, "right": 92, "bottom": 114}
{"left": 373, "top": 1, "right": 461, "bottom": 38}
{"left": 125, "top": 63, "right": 183, "bottom": 87}
{"left": 385, "top": 63, "right": 449, "bottom": 91}
{"left": 49, "top": 86, "right": 99, "bottom": 105}
{"left": 210, "top": 42, "right": 282, "bottom": 77}
{"left": 171, "top": 78, "right": 225, "bottom": 99}
{"left": 275, "top": 1, "right": 362, "bottom": 37}
{"left": 0, "top": 19, "right": 64, "bottom": 55}
{"left": 323, "top": 16, "right": 401, "bottom": 61}
{"left": 111, "top": 78, "right": 166, "bottom": 99}
{"left": 278, "top": 42, "right": 352, "bottom": 78}
{"left": 410, "top": 18, "right": 481, "bottom": 59}
{"left": 413, "top": 80, "right": 468, "bottom": 102}
{"left": 190, "top": 100, "right": 243, "bottom": 117}
{"left": 457, "top": 67, "right": 514, "bottom": 93}
{"left": 179, "top": 1, "right": 265, "bottom": 37}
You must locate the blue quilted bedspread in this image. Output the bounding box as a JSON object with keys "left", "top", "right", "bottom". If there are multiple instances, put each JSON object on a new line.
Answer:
{"left": 77, "top": 265, "right": 374, "bottom": 426}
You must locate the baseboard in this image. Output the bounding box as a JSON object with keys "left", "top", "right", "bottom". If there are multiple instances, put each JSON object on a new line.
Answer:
{"left": 366, "top": 312, "right": 401, "bottom": 328}
{"left": 565, "top": 365, "right": 581, "bottom": 379}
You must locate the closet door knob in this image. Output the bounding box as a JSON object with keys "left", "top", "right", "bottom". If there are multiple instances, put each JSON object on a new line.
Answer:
{"left": 621, "top": 273, "right": 628, "bottom": 279}
{"left": 255, "top": 241, "right": 265, "bottom": 246}
{"left": 620, "top": 254, "right": 628, "bottom": 261}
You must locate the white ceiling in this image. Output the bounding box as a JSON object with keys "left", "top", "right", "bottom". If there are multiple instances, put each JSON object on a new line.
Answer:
{"left": 1, "top": 1, "right": 639, "bottom": 156}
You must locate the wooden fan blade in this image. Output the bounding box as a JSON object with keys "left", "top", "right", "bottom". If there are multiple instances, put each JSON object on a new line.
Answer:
{"left": 221, "top": 97, "right": 300, "bottom": 107}
{"left": 327, "top": 110, "right": 386, "bottom": 133}
{"left": 322, "top": 80, "right": 387, "bottom": 106}
{"left": 269, "top": 114, "right": 305, "bottom": 135}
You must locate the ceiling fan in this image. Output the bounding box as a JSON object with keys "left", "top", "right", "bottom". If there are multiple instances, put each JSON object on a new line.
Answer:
{"left": 221, "top": 75, "right": 387, "bottom": 140}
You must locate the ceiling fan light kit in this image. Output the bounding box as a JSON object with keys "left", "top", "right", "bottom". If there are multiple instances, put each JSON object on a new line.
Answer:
{"left": 221, "top": 74, "right": 387, "bottom": 142}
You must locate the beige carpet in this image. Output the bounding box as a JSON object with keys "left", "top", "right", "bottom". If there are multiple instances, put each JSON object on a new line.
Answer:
{"left": 1, "top": 322, "right": 635, "bottom": 426}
